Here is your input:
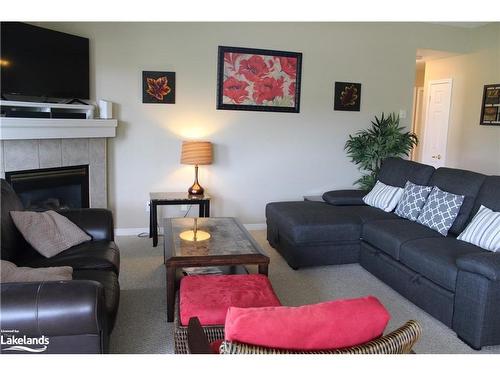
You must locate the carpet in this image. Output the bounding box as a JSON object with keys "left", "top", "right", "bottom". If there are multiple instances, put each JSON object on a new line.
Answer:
{"left": 110, "top": 230, "right": 500, "bottom": 354}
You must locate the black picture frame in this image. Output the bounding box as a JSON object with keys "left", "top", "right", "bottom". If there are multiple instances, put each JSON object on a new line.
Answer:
{"left": 480, "top": 84, "right": 500, "bottom": 126}
{"left": 142, "top": 71, "right": 176, "bottom": 104}
{"left": 216, "top": 46, "right": 302, "bottom": 113}
{"left": 334, "top": 82, "right": 362, "bottom": 111}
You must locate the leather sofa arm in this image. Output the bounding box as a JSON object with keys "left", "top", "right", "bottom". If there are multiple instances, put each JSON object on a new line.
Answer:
{"left": 322, "top": 189, "right": 367, "bottom": 206}
{"left": 0, "top": 280, "right": 106, "bottom": 337}
{"left": 456, "top": 252, "right": 500, "bottom": 281}
{"left": 57, "top": 208, "right": 114, "bottom": 241}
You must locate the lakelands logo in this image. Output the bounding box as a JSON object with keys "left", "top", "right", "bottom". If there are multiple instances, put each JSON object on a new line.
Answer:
{"left": 1, "top": 330, "right": 49, "bottom": 353}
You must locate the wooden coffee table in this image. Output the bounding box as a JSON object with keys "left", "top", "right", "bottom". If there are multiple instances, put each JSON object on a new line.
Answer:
{"left": 163, "top": 217, "right": 270, "bottom": 322}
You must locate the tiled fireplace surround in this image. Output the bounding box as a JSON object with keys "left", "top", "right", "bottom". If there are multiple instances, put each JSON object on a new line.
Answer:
{"left": 0, "top": 138, "right": 108, "bottom": 208}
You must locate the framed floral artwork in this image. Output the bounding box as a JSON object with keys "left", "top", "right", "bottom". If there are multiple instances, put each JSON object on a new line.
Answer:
{"left": 142, "top": 71, "right": 175, "bottom": 104}
{"left": 216, "top": 46, "right": 302, "bottom": 113}
{"left": 480, "top": 84, "right": 500, "bottom": 125}
{"left": 334, "top": 82, "right": 361, "bottom": 111}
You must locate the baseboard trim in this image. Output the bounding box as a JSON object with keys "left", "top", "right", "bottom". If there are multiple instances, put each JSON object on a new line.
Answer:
{"left": 115, "top": 223, "right": 267, "bottom": 236}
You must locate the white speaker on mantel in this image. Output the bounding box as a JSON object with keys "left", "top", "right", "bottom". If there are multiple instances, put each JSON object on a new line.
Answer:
{"left": 98, "top": 100, "right": 113, "bottom": 119}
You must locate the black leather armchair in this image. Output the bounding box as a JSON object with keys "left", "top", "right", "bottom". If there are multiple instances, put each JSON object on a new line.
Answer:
{"left": 0, "top": 179, "right": 120, "bottom": 354}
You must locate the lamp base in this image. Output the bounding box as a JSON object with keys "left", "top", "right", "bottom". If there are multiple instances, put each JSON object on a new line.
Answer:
{"left": 179, "top": 230, "right": 211, "bottom": 242}
{"left": 188, "top": 182, "right": 204, "bottom": 196}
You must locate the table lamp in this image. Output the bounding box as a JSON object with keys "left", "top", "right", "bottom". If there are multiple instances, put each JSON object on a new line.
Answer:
{"left": 180, "top": 141, "right": 213, "bottom": 196}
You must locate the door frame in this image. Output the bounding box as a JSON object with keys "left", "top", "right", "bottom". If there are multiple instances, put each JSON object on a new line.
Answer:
{"left": 421, "top": 78, "right": 453, "bottom": 167}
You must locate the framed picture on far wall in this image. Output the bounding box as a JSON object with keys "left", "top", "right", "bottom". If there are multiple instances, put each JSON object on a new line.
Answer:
{"left": 216, "top": 46, "right": 302, "bottom": 113}
{"left": 480, "top": 84, "right": 500, "bottom": 125}
{"left": 142, "top": 71, "right": 175, "bottom": 104}
{"left": 334, "top": 82, "right": 362, "bottom": 111}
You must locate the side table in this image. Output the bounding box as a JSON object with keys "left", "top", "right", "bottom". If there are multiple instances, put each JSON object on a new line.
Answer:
{"left": 149, "top": 192, "right": 211, "bottom": 247}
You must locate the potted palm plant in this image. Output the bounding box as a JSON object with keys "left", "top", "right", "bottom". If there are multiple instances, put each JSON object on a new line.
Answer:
{"left": 344, "top": 112, "right": 418, "bottom": 190}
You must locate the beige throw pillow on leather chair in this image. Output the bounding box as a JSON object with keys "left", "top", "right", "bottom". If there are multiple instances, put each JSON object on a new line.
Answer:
{"left": 0, "top": 260, "right": 73, "bottom": 282}
{"left": 10, "top": 210, "right": 91, "bottom": 258}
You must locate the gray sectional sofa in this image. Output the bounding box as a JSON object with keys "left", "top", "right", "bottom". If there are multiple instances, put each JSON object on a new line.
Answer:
{"left": 266, "top": 157, "right": 500, "bottom": 350}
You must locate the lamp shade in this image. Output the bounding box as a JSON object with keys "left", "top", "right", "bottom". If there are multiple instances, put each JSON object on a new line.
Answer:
{"left": 180, "top": 141, "right": 213, "bottom": 165}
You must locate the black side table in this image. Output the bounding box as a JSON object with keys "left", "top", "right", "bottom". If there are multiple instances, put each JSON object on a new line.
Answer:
{"left": 149, "top": 192, "right": 210, "bottom": 247}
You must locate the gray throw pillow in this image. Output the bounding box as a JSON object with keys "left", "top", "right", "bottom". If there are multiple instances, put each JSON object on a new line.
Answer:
{"left": 416, "top": 187, "right": 465, "bottom": 235}
{"left": 395, "top": 181, "right": 433, "bottom": 221}
{"left": 10, "top": 210, "right": 91, "bottom": 258}
{"left": 0, "top": 260, "right": 73, "bottom": 283}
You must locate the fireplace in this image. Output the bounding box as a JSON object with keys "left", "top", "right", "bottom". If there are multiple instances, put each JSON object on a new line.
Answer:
{"left": 5, "top": 165, "right": 90, "bottom": 210}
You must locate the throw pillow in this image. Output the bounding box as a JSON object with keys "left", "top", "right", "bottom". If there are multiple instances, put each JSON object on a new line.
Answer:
{"left": 363, "top": 180, "right": 404, "bottom": 212}
{"left": 224, "top": 296, "right": 390, "bottom": 351}
{"left": 10, "top": 210, "right": 91, "bottom": 258}
{"left": 457, "top": 205, "right": 500, "bottom": 252}
{"left": 416, "top": 186, "right": 465, "bottom": 236}
{"left": 395, "top": 181, "right": 433, "bottom": 221}
{"left": 0, "top": 260, "right": 73, "bottom": 283}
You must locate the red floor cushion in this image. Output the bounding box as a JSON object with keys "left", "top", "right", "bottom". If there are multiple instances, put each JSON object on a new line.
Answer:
{"left": 224, "top": 295, "right": 390, "bottom": 351}
{"left": 179, "top": 274, "right": 281, "bottom": 326}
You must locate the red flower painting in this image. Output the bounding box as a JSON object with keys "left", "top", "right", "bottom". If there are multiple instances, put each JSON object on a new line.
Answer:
{"left": 219, "top": 47, "right": 301, "bottom": 111}
{"left": 238, "top": 55, "right": 270, "bottom": 82}
{"left": 279, "top": 57, "right": 297, "bottom": 78}
{"left": 253, "top": 77, "right": 284, "bottom": 104}
{"left": 223, "top": 77, "right": 249, "bottom": 104}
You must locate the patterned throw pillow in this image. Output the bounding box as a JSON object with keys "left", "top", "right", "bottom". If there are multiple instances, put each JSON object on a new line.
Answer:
{"left": 363, "top": 181, "right": 404, "bottom": 212}
{"left": 395, "top": 181, "right": 433, "bottom": 221}
{"left": 457, "top": 205, "right": 500, "bottom": 252}
{"left": 416, "top": 187, "right": 464, "bottom": 235}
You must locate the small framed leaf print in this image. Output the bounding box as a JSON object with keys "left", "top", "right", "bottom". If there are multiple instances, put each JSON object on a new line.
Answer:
{"left": 142, "top": 71, "right": 175, "bottom": 104}
{"left": 216, "top": 46, "right": 302, "bottom": 113}
{"left": 334, "top": 82, "right": 361, "bottom": 111}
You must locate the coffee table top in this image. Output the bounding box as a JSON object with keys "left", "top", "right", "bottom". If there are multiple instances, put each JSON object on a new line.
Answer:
{"left": 163, "top": 217, "right": 267, "bottom": 263}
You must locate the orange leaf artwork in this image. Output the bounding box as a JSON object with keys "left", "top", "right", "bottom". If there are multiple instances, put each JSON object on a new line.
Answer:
{"left": 146, "top": 76, "right": 171, "bottom": 101}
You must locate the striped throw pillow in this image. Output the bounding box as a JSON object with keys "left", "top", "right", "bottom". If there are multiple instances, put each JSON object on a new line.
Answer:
{"left": 363, "top": 181, "right": 404, "bottom": 212}
{"left": 457, "top": 205, "right": 500, "bottom": 252}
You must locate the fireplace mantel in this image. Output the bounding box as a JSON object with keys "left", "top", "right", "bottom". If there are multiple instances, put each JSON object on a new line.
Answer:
{"left": 0, "top": 118, "right": 118, "bottom": 140}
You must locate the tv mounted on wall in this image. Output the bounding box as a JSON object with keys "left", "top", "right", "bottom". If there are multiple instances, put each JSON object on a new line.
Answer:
{"left": 1, "top": 22, "right": 90, "bottom": 101}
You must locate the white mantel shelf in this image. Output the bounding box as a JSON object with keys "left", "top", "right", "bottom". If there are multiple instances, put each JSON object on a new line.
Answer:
{"left": 0, "top": 118, "right": 118, "bottom": 140}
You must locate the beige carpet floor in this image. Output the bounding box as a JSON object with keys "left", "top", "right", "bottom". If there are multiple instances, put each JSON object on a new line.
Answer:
{"left": 110, "top": 231, "right": 500, "bottom": 354}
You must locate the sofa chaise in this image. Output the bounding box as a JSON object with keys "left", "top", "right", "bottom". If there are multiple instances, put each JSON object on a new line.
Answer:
{"left": 0, "top": 179, "right": 120, "bottom": 353}
{"left": 266, "top": 157, "right": 500, "bottom": 350}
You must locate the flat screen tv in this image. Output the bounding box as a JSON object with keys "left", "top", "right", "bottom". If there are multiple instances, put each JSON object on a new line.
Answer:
{"left": 1, "top": 22, "right": 90, "bottom": 100}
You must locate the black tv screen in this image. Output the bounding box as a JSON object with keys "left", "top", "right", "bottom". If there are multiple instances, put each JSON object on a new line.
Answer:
{"left": 1, "top": 22, "right": 89, "bottom": 100}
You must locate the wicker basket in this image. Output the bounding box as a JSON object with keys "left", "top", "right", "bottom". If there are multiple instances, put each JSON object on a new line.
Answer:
{"left": 174, "top": 294, "right": 225, "bottom": 354}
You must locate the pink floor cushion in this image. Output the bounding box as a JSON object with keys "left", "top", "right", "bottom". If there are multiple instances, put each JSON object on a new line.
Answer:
{"left": 179, "top": 274, "right": 281, "bottom": 326}
{"left": 224, "top": 296, "right": 390, "bottom": 351}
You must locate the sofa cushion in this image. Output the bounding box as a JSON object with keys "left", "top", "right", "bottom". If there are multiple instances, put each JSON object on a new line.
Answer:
{"left": 362, "top": 219, "right": 441, "bottom": 260}
{"left": 416, "top": 187, "right": 464, "bottom": 236}
{"left": 265, "top": 201, "right": 362, "bottom": 244}
{"left": 377, "top": 157, "right": 435, "bottom": 188}
{"left": 1, "top": 260, "right": 73, "bottom": 283}
{"left": 14, "top": 240, "right": 120, "bottom": 274}
{"left": 428, "top": 167, "right": 486, "bottom": 235}
{"left": 72, "top": 269, "right": 120, "bottom": 330}
{"left": 322, "top": 189, "right": 367, "bottom": 206}
{"left": 180, "top": 274, "right": 281, "bottom": 326}
{"left": 363, "top": 181, "right": 404, "bottom": 212}
{"left": 400, "top": 237, "right": 486, "bottom": 291}
{"left": 330, "top": 205, "right": 398, "bottom": 224}
{"left": 471, "top": 176, "right": 500, "bottom": 215}
{"left": 224, "top": 296, "right": 390, "bottom": 351}
{"left": 395, "top": 181, "right": 433, "bottom": 221}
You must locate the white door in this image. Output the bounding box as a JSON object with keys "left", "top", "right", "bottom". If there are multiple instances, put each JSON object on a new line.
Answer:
{"left": 421, "top": 79, "right": 453, "bottom": 168}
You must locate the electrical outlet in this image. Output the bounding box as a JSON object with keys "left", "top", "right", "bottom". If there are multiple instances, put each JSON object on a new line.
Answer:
{"left": 399, "top": 109, "right": 407, "bottom": 119}
{"left": 180, "top": 205, "right": 188, "bottom": 212}
{"left": 145, "top": 201, "right": 150, "bottom": 213}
